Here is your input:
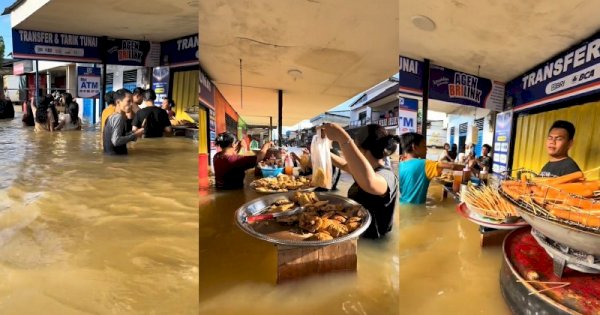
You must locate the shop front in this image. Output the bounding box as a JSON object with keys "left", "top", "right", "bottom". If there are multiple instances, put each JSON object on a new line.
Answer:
{"left": 505, "top": 30, "right": 600, "bottom": 174}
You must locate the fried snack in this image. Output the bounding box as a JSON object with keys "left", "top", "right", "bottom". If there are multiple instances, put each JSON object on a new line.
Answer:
{"left": 293, "top": 191, "right": 319, "bottom": 206}
{"left": 307, "top": 232, "right": 333, "bottom": 241}
{"left": 251, "top": 175, "right": 312, "bottom": 193}
{"left": 299, "top": 213, "right": 324, "bottom": 233}
{"left": 312, "top": 167, "right": 330, "bottom": 187}
{"left": 326, "top": 220, "right": 349, "bottom": 237}
{"left": 331, "top": 215, "right": 347, "bottom": 223}
{"left": 347, "top": 217, "right": 362, "bottom": 223}
{"left": 346, "top": 221, "right": 361, "bottom": 232}
{"left": 276, "top": 215, "right": 299, "bottom": 225}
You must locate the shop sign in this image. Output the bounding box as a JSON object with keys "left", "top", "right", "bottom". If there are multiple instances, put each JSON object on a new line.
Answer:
{"left": 152, "top": 67, "right": 170, "bottom": 106}
{"left": 397, "top": 109, "right": 417, "bottom": 134}
{"left": 77, "top": 67, "right": 101, "bottom": 98}
{"left": 399, "top": 96, "right": 418, "bottom": 111}
{"left": 506, "top": 31, "right": 600, "bottom": 111}
{"left": 161, "top": 34, "right": 198, "bottom": 67}
{"left": 12, "top": 29, "right": 101, "bottom": 63}
{"left": 199, "top": 69, "right": 214, "bottom": 109}
{"left": 399, "top": 56, "right": 424, "bottom": 96}
{"left": 13, "top": 60, "right": 33, "bottom": 75}
{"left": 429, "top": 65, "right": 505, "bottom": 111}
{"left": 105, "top": 38, "right": 160, "bottom": 67}
{"left": 492, "top": 110, "right": 513, "bottom": 175}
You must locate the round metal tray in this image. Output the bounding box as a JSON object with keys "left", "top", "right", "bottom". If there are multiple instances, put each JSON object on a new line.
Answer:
{"left": 456, "top": 202, "right": 529, "bottom": 230}
{"left": 499, "top": 188, "right": 600, "bottom": 256}
{"left": 235, "top": 192, "right": 372, "bottom": 247}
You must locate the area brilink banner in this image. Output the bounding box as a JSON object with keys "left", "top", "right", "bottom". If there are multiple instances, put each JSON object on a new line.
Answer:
{"left": 12, "top": 29, "right": 102, "bottom": 63}
{"left": 505, "top": 31, "right": 600, "bottom": 112}
{"left": 492, "top": 110, "right": 513, "bottom": 175}
{"left": 105, "top": 38, "right": 160, "bottom": 67}
{"left": 399, "top": 56, "right": 424, "bottom": 96}
{"left": 428, "top": 65, "right": 505, "bottom": 112}
{"left": 161, "top": 34, "right": 198, "bottom": 67}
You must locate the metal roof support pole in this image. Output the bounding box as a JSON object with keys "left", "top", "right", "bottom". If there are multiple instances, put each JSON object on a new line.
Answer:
{"left": 100, "top": 63, "right": 107, "bottom": 112}
{"left": 34, "top": 60, "right": 39, "bottom": 107}
{"left": 422, "top": 58, "right": 430, "bottom": 143}
{"left": 278, "top": 89, "right": 283, "bottom": 147}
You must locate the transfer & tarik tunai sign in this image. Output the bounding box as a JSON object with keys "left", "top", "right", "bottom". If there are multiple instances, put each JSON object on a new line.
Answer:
{"left": 505, "top": 31, "right": 600, "bottom": 111}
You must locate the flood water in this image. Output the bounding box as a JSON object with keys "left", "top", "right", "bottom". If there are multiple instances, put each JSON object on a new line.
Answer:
{"left": 399, "top": 184, "right": 511, "bottom": 314}
{"left": 199, "top": 173, "right": 399, "bottom": 315}
{"left": 0, "top": 113, "right": 198, "bottom": 314}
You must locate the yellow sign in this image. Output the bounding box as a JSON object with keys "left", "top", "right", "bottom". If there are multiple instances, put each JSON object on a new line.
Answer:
{"left": 497, "top": 136, "right": 507, "bottom": 142}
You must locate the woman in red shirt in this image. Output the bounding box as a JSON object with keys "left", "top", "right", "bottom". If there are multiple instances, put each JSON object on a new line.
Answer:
{"left": 213, "top": 132, "right": 271, "bottom": 189}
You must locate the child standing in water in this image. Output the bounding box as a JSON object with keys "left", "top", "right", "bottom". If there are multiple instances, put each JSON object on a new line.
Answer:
{"left": 398, "top": 133, "right": 463, "bottom": 204}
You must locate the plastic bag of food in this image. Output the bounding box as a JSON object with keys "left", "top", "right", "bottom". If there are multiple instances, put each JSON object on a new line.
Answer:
{"left": 310, "top": 129, "right": 332, "bottom": 189}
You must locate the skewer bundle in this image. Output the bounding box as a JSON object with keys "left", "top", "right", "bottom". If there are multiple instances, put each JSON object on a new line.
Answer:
{"left": 463, "top": 185, "right": 517, "bottom": 220}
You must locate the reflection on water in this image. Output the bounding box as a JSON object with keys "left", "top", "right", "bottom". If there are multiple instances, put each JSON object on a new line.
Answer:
{"left": 0, "top": 115, "right": 198, "bottom": 314}
{"left": 199, "top": 173, "right": 399, "bottom": 315}
{"left": 399, "top": 184, "right": 510, "bottom": 314}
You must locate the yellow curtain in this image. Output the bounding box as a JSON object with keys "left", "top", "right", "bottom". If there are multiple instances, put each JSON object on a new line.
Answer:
{"left": 513, "top": 101, "right": 600, "bottom": 179}
{"left": 172, "top": 70, "right": 199, "bottom": 122}
{"left": 199, "top": 107, "right": 208, "bottom": 154}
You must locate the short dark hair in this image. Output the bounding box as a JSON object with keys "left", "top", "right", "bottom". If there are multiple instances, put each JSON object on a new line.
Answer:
{"left": 355, "top": 124, "right": 401, "bottom": 159}
{"left": 399, "top": 132, "right": 425, "bottom": 155}
{"left": 105, "top": 91, "right": 115, "bottom": 106}
{"left": 549, "top": 120, "right": 575, "bottom": 140}
{"left": 482, "top": 144, "right": 492, "bottom": 151}
{"left": 114, "top": 89, "right": 132, "bottom": 103}
{"left": 216, "top": 132, "right": 236, "bottom": 149}
{"left": 143, "top": 89, "right": 156, "bottom": 101}
{"left": 132, "top": 87, "right": 145, "bottom": 96}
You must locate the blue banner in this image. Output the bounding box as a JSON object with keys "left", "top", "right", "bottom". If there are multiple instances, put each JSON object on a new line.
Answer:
{"left": 12, "top": 29, "right": 101, "bottom": 63}
{"left": 429, "top": 65, "right": 505, "bottom": 112}
{"left": 492, "top": 110, "right": 513, "bottom": 175}
{"left": 152, "top": 67, "right": 170, "bottom": 106}
{"left": 399, "top": 56, "right": 423, "bottom": 96}
{"left": 506, "top": 31, "right": 600, "bottom": 111}
{"left": 77, "top": 67, "right": 101, "bottom": 98}
{"left": 105, "top": 38, "right": 160, "bottom": 67}
{"left": 160, "top": 34, "right": 198, "bottom": 67}
{"left": 399, "top": 97, "right": 418, "bottom": 111}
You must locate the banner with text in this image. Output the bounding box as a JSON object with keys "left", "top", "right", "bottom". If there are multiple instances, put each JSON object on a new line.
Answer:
{"left": 152, "top": 67, "right": 170, "bottom": 106}
{"left": 397, "top": 110, "right": 418, "bottom": 134}
{"left": 492, "top": 110, "right": 514, "bottom": 175}
{"left": 12, "top": 29, "right": 101, "bottom": 63}
{"left": 506, "top": 31, "right": 600, "bottom": 111}
{"left": 105, "top": 38, "right": 160, "bottom": 67}
{"left": 399, "top": 96, "right": 418, "bottom": 111}
{"left": 161, "top": 34, "right": 198, "bottom": 68}
{"left": 77, "top": 67, "right": 101, "bottom": 98}
{"left": 398, "top": 56, "right": 424, "bottom": 96}
{"left": 429, "top": 65, "right": 505, "bottom": 111}
{"left": 199, "top": 69, "right": 214, "bottom": 109}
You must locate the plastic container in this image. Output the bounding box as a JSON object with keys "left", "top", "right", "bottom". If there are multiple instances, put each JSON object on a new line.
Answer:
{"left": 261, "top": 167, "right": 284, "bottom": 178}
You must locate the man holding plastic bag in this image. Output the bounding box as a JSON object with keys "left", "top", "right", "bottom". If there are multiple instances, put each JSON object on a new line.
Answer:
{"left": 317, "top": 123, "right": 399, "bottom": 239}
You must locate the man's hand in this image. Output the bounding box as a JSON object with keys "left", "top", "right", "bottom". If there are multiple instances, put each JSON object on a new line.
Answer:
{"left": 133, "top": 128, "right": 145, "bottom": 138}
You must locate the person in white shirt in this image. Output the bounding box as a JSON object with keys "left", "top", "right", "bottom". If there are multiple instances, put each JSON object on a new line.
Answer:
{"left": 55, "top": 102, "right": 82, "bottom": 131}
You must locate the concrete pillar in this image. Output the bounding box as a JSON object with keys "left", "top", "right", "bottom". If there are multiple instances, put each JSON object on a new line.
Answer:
{"left": 66, "top": 64, "right": 77, "bottom": 96}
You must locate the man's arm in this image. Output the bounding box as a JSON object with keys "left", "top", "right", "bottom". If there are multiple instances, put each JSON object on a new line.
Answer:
{"left": 109, "top": 116, "right": 138, "bottom": 146}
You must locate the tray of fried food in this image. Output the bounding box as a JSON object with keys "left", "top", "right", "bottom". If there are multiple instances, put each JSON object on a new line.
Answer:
{"left": 251, "top": 174, "right": 313, "bottom": 193}
{"left": 280, "top": 192, "right": 368, "bottom": 241}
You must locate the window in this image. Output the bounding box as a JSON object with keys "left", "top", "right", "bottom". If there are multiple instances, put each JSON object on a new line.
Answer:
{"left": 358, "top": 112, "right": 367, "bottom": 120}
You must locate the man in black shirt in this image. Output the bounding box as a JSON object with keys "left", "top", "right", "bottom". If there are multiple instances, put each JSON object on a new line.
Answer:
{"left": 539, "top": 120, "right": 581, "bottom": 177}
{"left": 103, "top": 89, "right": 144, "bottom": 155}
{"left": 132, "top": 89, "right": 172, "bottom": 138}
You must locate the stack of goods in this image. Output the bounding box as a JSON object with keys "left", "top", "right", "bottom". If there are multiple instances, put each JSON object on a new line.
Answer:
{"left": 501, "top": 171, "right": 600, "bottom": 228}
{"left": 250, "top": 174, "right": 312, "bottom": 193}
{"left": 462, "top": 184, "right": 518, "bottom": 221}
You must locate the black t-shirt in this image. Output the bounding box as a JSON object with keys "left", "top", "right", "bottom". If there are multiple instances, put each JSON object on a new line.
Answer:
{"left": 540, "top": 157, "right": 581, "bottom": 177}
{"left": 348, "top": 167, "right": 398, "bottom": 239}
{"left": 132, "top": 106, "right": 171, "bottom": 138}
